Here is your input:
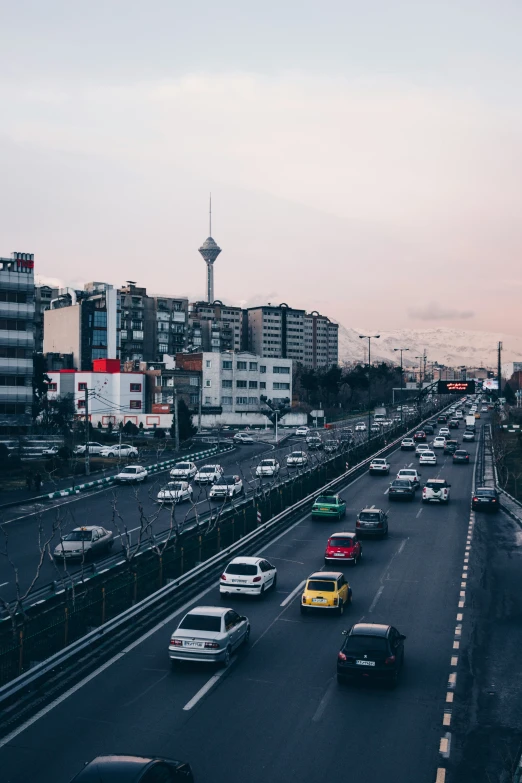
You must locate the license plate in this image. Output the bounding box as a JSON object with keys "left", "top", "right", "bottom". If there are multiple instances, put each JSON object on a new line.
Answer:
{"left": 395, "top": 490, "right": 404, "bottom": 493}
{"left": 312, "top": 598, "right": 327, "bottom": 603}
{"left": 319, "top": 507, "right": 329, "bottom": 511}
{"left": 356, "top": 659, "right": 375, "bottom": 667}
{"left": 333, "top": 553, "right": 344, "bottom": 557}
{"left": 184, "top": 641, "right": 204, "bottom": 648}
{"left": 232, "top": 579, "right": 245, "bottom": 584}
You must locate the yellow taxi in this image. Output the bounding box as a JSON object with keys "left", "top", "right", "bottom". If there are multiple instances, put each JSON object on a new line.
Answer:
{"left": 474, "top": 411, "right": 481, "bottom": 419}
{"left": 300, "top": 571, "right": 352, "bottom": 616}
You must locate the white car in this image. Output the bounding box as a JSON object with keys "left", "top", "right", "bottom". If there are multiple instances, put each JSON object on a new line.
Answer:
{"left": 100, "top": 444, "right": 138, "bottom": 458}
{"left": 220, "top": 556, "right": 277, "bottom": 597}
{"left": 397, "top": 468, "right": 421, "bottom": 488}
{"left": 422, "top": 478, "right": 451, "bottom": 504}
{"left": 168, "top": 606, "right": 250, "bottom": 666}
{"left": 194, "top": 464, "right": 224, "bottom": 484}
{"left": 401, "top": 438, "right": 415, "bottom": 450}
{"left": 439, "top": 428, "right": 450, "bottom": 438}
{"left": 370, "top": 423, "right": 381, "bottom": 433}
{"left": 53, "top": 526, "right": 114, "bottom": 560}
{"left": 355, "top": 422, "right": 367, "bottom": 432}
{"left": 419, "top": 450, "right": 437, "bottom": 466}
{"left": 481, "top": 406, "right": 488, "bottom": 412}
{"left": 157, "top": 481, "right": 193, "bottom": 503}
{"left": 432, "top": 436, "right": 446, "bottom": 449}
{"left": 256, "top": 459, "right": 280, "bottom": 477}
{"left": 415, "top": 443, "right": 430, "bottom": 458}
{"left": 369, "top": 458, "right": 390, "bottom": 475}
{"left": 455, "top": 410, "right": 463, "bottom": 419}
{"left": 73, "top": 442, "right": 104, "bottom": 455}
{"left": 233, "top": 432, "right": 255, "bottom": 444}
{"left": 210, "top": 475, "right": 244, "bottom": 500}
{"left": 295, "top": 426, "right": 310, "bottom": 437}
{"left": 42, "top": 445, "right": 59, "bottom": 456}
{"left": 286, "top": 451, "right": 308, "bottom": 467}
{"left": 114, "top": 465, "right": 148, "bottom": 483}
{"left": 170, "top": 462, "right": 197, "bottom": 480}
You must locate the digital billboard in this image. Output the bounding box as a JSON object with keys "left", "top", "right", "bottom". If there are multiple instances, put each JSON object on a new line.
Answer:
{"left": 437, "top": 380, "right": 476, "bottom": 395}
{"left": 482, "top": 378, "right": 499, "bottom": 391}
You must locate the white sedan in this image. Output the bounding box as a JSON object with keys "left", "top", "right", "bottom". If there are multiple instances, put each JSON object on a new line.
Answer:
{"left": 114, "top": 465, "right": 148, "bottom": 483}
{"left": 295, "top": 426, "right": 310, "bottom": 436}
{"left": 194, "top": 464, "right": 224, "bottom": 484}
{"left": 157, "top": 481, "right": 193, "bottom": 503}
{"left": 438, "top": 428, "right": 450, "bottom": 438}
{"left": 355, "top": 422, "right": 367, "bottom": 432}
{"left": 220, "top": 556, "right": 277, "bottom": 597}
{"left": 170, "top": 462, "right": 197, "bottom": 480}
{"left": 42, "top": 445, "right": 59, "bottom": 456}
{"left": 256, "top": 459, "right": 280, "bottom": 477}
{"left": 286, "top": 451, "right": 308, "bottom": 467}
{"left": 419, "top": 450, "right": 437, "bottom": 465}
{"left": 432, "top": 437, "right": 446, "bottom": 449}
{"left": 233, "top": 432, "right": 255, "bottom": 444}
{"left": 100, "top": 444, "right": 138, "bottom": 458}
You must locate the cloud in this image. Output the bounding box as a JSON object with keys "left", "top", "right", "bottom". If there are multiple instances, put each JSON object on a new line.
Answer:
{"left": 408, "top": 302, "right": 475, "bottom": 321}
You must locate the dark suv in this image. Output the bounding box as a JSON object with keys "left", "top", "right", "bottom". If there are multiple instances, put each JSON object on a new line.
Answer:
{"left": 337, "top": 623, "right": 406, "bottom": 687}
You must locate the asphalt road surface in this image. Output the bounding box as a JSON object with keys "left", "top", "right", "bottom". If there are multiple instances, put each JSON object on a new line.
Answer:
{"left": 0, "top": 421, "right": 479, "bottom": 783}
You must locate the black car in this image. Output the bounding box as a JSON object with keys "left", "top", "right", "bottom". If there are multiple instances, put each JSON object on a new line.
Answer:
{"left": 69, "top": 756, "right": 194, "bottom": 782}
{"left": 424, "top": 423, "right": 435, "bottom": 435}
{"left": 306, "top": 438, "right": 323, "bottom": 450}
{"left": 437, "top": 415, "right": 448, "bottom": 423}
{"left": 472, "top": 487, "right": 499, "bottom": 511}
{"left": 337, "top": 623, "right": 406, "bottom": 686}
{"left": 443, "top": 439, "right": 459, "bottom": 455}
{"left": 453, "top": 449, "right": 470, "bottom": 464}
{"left": 388, "top": 479, "right": 415, "bottom": 501}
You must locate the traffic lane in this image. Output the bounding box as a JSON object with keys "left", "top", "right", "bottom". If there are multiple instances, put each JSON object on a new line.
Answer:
{"left": 0, "top": 437, "right": 476, "bottom": 782}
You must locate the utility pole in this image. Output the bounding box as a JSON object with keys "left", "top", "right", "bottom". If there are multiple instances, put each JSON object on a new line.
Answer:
{"left": 198, "top": 383, "right": 202, "bottom": 433}
{"left": 84, "top": 387, "right": 90, "bottom": 476}
{"left": 393, "top": 348, "right": 409, "bottom": 425}
{"left": 359, "top": 334, "right": 380, "bottom": 442}
{"left": 497, "top": 341, "right": 502, "bottom": 396}
{"left": 173, "top": 386, "right": 180, "bottom": 451}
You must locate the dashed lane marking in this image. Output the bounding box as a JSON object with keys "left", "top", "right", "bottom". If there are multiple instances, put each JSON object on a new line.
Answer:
{"left": 369, "top": 585, "right": 384, "bottom": 613}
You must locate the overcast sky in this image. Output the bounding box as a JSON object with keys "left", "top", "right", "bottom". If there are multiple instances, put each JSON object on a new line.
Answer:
{"left": 1, "top": 1, "right": 521, "bottom": 335}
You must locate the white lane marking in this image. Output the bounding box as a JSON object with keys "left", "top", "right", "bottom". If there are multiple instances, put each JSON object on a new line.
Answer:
{"left": 280, "top": 580, "right": 306, "bottom": 607}
{"left": 0, "top": 581, "right": 8, "bottom": 588}
{"left": 440, "top": 732, "right": 451, "bottom": 758}
{"left": 383, "top": 487, "right": 390, "bottom": 495}
{"left": 436, "top": 767, "right": 446, "bottom": 782}
{"left": 1, "top": 486, "right": 111, "bottom": 525}
{"left": 312, "top": 678, "right": 336, "bottom": 722}
{"left": 446, "top": 691, "right": 454, "bottom": 702}
{"left": 397, "top": 538, "right": 408, "bottom": 554}
{"left": 369, "top": 585, "right": 384, "bottom": 612}
{"left": 416, "top": 508, "right": 423, "bottom": 519}
{"left": 269, "top": 557, "right": 304, "bottom": 565}
{"left": 443, "top": 712, "right": 452, "bottom": 726}
{"left": 183, "top": 663, "right": 233, "bottom": 711}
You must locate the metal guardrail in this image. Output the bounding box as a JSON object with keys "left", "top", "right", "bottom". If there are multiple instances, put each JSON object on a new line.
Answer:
{"left": 0, "top": 400, "right": 454, "bottom": 708}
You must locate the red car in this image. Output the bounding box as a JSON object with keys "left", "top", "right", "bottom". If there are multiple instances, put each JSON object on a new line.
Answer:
{"left": 324, "top": 532, "right": 362, "bottom": 566}
{"left": 414, "top": 431, "right": 426, "bottom": 442}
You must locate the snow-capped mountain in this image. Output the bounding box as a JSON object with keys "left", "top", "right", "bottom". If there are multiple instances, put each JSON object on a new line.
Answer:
{"left": 338, "top": 325, "right": 522, "bottom": 369}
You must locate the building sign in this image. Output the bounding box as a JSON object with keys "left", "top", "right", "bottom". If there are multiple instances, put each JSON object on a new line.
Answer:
{"left": 437, "top": 380, "right": 476, "bottom": 394}
{"left": 482, "top": 379, "right": 499, "bottom": 391}
{"left": 13, "top": 252, "right": 34, "bottom": 270}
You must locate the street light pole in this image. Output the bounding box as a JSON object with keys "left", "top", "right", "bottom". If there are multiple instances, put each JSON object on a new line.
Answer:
{"left": 393, "top": 348, "right": 409, "bottom": 426}
{"left": 359, "top": 334, "right": 380, "bottom": 442}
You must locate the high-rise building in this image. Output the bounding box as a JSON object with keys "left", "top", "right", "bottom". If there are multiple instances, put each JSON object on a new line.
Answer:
{"left": 0, "top": 252, "right": 35, "bottom": 434}
{"left": 35, "top": 284, "right": 59, "bottom": 353}
{"left": 187, "top": 301, "right": 243, "bottom": 354}
{"left": 304, "top": 311, "right": 339, "bottom": 368}
{"left": 245, "top": 304, "right": 305, "bottom": 363}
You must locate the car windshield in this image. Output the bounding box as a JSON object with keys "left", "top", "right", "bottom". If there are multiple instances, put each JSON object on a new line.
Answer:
{"left": 329, "top": 537, "right": 354, "bottom": 547}
{"left": 120, "top": 467, "right": 137, "bottom": 474}
{"left": 372, "top": 460, "right": 386, "bottom": 465}
{"left": 260, "top": 460, "right": 275, "bottom": 467}
{"left": 399, "top": 471, "right": 416, "bottom": 476}
{"left": 290, "top": 452, "right": 304, "bottom": 457}
{"left": 455, "top": 451, "right": 467, "bottom": 456}
{"left": 307, "top": 580, "right": 336, "bottom": 592}
{"left": 476, "top": 489, "right": 496, "bottom": 497}
{"left": 359, "top": 511, "right": 380, "bottom": 520}
{"left": 421, "top": 452, "right": 435, "bottom": 458}
{"left": 316, "top": 496, "right": 338, "bottom": 504}
{"left": 62, "top": 530, "right": 93, "bottom": 542}
{"left": 426, "top": 481, "right": 445, "bottom": 489}
{"left": 199, "top": 467, "right": 216, "bottom": 473}
{"left": 344, "top": 636, "right": 388, "bottom": 654}
{"left": 216, "top": 476, "right": 235, "bottom": 485}
{"left": 392, "top": 481, "right": 411, "bottom": 488}
{"left": 175, "top": 463, "right": 191, "bottom": 470}
{"left": 225, "top": 563, "right": 258, "bottom": 575}
{"left": 167, "top": 483, "right": 184, "bottom": 490}
{"left": 178, "top": 614, "right": 221, "bottom": 632}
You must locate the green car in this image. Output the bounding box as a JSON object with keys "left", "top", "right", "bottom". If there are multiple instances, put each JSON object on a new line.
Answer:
{"left": 312, "top": 494, "right": 346, "bottom": 520}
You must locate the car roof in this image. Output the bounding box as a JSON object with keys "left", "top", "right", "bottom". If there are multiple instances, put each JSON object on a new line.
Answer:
{"left": 229, "top": 556, "right": 261, "bottom": 565}
{"left": 187, "top": 605, "right": 227, "bottom": 617}
{"left": 351, "top": 623, "right": 390, "bottom": 637}
{"left": 70, "top": 755, "right": 188, "bottom": 782}
{"left": 329, "top": 531, "right": 355, "bottom": 538}
{"left": 360, "top": 507, "right": 383, "bottom": 513}
{"left": 73, "top": 526, "right": 99, "bottom": 531}
{"left": 426, "top": 478, "right": 445, "bottom": 484}
{"left": 308, "top": 571, "right": 343, "bottom": 579}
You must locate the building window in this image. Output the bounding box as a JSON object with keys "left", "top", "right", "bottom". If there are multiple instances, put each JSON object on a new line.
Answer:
{"left": 158, "top": 343, "right": 168, "bottom": 353}
{"left": 205, "top": 396, "right": 212, "bottom": 404}
{"left": 273, "top": 366, "right": 290, "bottom": 374}
{"left": 78, "top": 382, "right": 87, "bottom": 391}
{"left": 236, "top": 380, "right": 247, "bottom": 388}
{"left": 222, "top": 360, "right": 232, "bottom": 370}
{"left": 130, "top": 383, "right": 142, "bottom": 392}
{"left": 0, "top": 318, "right": 27, "bottom": 331}
{"left": 189, "top": 376, "right": 199, "bottom": 386}
{"left": 94, "top": 311, "right": 107, "bottom": 327}
{"left": 205, "top": 379, "right": 211, "bottom": 387}
{"left": 273, "top": 382, "right": 290, "bottom": 390}
{"left": 260, "top": 381, "right": 266, "bottom": 389}
{"left": 129, "top": 400, "right": 142, "bottom": 409}
{"left": 77, "top": 399, "right": 86, "bottom": 409}
{"left": 248, "top": 396, "right": 258, "bottom": 405}
{"left": 222, "top": 379, "right": 233, "bottom": 388}
{"left": 92, "top": 330, "right": 107, "bottom": 346}
{"left": 92, "top": 349, "right": 107, "bottom": 359}
{"left": 221, "top": 396, "right": 233, "bottom": 405}
{"left": 47, "top": 382, "right": 57, "bottom": 392}
{"left": 260, "top": 365, "right": 266, "bottom": 373}
{"left": 206, "top": 360, "right": 212, "bottom": 368}
{"left": 249, "top": 362, "right": 258, "bottom": 371}
{"left": 236, "top": 361, "right": 247, "bottom": 370}
{"left": 249, "top": 380, "right": 258, "bottom": 389}
{"left": 236, "top": 396, "right": 248, "bottom": 404}
{"left": 190, "top": 394, "right": 199, "bottom": 404}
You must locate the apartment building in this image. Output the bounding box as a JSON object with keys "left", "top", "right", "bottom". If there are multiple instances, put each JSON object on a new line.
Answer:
{"left": 245, "top": 304, "right": 305, "bottom": 363}
{"left": 304, "top": 311, "right": 339, "bottom": 368}
{"left": 187, "top": 301, "right": 243, "bottom": 353}
{"left": 177, "top": 351, "right": 292, "bottom": 414}
{"left": 0, "top": 252, "right": 35, "bottom": 433}
{"left": 35, "top": 284, "right": 59, "bottom": 353}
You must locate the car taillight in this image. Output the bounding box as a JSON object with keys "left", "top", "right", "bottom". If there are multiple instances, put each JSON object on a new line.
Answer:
{"left": 220, "top": 573, "right": 227, "bottom": 580}
{"left": 473, "top": 497, "right": 478, "bottom": 502}
{"left": 302, "top": 595, "right": 306, "bottom": 603}
{"left": 356, "top": 520, "right": 361, "bottom": 527}
{"left": 333, "top": 598, "right": 338, "bottom": 605}
{"left": 338, "top": 651, "right": 347, "bottom": 661}
{"left": 385, "top": 655, "right": 396, "bottom": 665}
{"left": 253, "top": 576, "right": 262, "bottom": 583}
{"left": 204, "top": 642, "right": 219, "bottom": 649}
{"left": 171, "top": 639, "right": 182, "bottom": 646}
{"left": 491, "top": 499, "right": 496, "bottom": 503}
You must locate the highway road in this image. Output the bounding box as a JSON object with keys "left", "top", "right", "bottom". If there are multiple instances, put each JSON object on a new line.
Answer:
{"left": 0, "top": 417, "right": 479, "bottom": 783}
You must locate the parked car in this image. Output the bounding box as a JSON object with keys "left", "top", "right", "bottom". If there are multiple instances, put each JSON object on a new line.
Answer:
{"left": 453, "top": 449, "right": 470, "bottom": 464}
{"left": 53, "top": 526, "right": 114, "bottom": 560}
{"left": 194, "top": 464, "right": 224, "bottom": 484}
{"left": 311, "top": 493, "right": 346, "bottom": 520}
{"left": 157, "top": 481, "right": 193, "bottom": 503}
{"left": 219, "top": 556, "right": 277, "bottom": 597}
{"left": 396, "top": 468, "right": 421, "bottom": 488}
{"left": 233, "top": 432, "right": 255, "bottom": 444}
{"left": 401, "top": 438, "right": 415, "bottom": 451}
{"left": 337, "top": 623, "right": 405, "bottom": 687}
{"left": 69, "top": 755, "right": 194, "bottom": 783}
{"left": 170, "top": 462, "right": 198, "bottom": 480}
{"left": 356, "top": 507, "right": 388, "bottom": 537}
{"left": 419, "top": 450, "right": 437, "bottom": 466}
{"left": 325, "top": 532, "right": 362, "bottom": 566}
{"left": 100, "top": 444, "right": 138, "bottom": 458}
{"left": 369, "top": 458, "right": 390, "bottom": 475}
{"left": 422, "top": 478, "right": 451, "bottom": 504}
{"left": 168, "top": 606, "right": 250, "bottom": 667}
{"left": 209, "top": 474, "right": 244, "bottom": 500}
{"left": 73, "top": 442, "right": 104, "bottom": 455}
{"left": 388, "top": 479, "right": 415, "bottom": 501}
{"left": 295, "top": 426, "right": 310, "bottom": 436}
{"left": 255, "top": 459, "right": 280, "bottom": 477}
{"left": 300, "top": 571, "right": 352, "bottom": 616}
{"left": 472, "top": 487, "right": 500, "bottom": 511}
{"left": 286, "top": 451, "right": 308, "bottom": 467}
{"left": 114, "top": 465, "right": 148, "bottom": 483}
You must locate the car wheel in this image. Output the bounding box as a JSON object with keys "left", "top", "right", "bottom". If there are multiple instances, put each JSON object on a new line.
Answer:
{"left": 259, "top": 584, "right": 266, "bottom": 599}
{"left": 219, "top": 591, "right": 228, "bottom": 600}
{"left": 337, "top": 674, "right": 347, "bottom": 685}
{"left": 300, "top": 604, "right": 307, "bottom": 615}
{"left": 352, "top": 555, "right": 357, "bottom": 567}
{"left": 108, "top": 452, "right": 115, "bottom": 458}
{"left": 272, "top": 574, "right": 277, "bottom": 590}
{"left": 338, "top": 600, "right": 344, "bottom": 616}
{"left": 244, "top": 625, "right": 250, "bottom": 645}
{"left": 223, "top": 646, "right": 232, "bottom": 667}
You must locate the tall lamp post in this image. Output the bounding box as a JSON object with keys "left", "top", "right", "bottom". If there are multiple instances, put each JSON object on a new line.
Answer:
{"left": 414, "top": 355, "right": 424, "bottom": 416}
{"left": 393, "top": 348, "right": 409, "bottom": 425}
{"left": 359, "top": 334, "right": 380, "bottom": 441}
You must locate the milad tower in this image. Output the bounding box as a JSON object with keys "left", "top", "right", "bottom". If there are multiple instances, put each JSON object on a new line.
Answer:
{"left": 198, "top": 195, "right": 222, "bottom": 303}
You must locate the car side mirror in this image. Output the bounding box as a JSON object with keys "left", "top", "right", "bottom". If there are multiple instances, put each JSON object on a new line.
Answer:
{"left": 399, "top": 634, "right": 406, "bottom": 640}
{"left": 240, "top": 616, "right": 247, "bottom": 621}
{"left": 448, "top": 484, "right": 451, "bottom": 488}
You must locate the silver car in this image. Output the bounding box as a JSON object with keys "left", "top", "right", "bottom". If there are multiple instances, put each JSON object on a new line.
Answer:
{"left": 169, "top": 606, "right": 250, "bottom": 667}
{"left": 53, "top": 526, "right": 114, "bottom": 560}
